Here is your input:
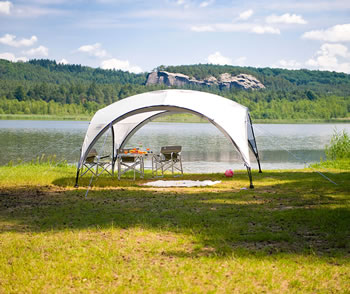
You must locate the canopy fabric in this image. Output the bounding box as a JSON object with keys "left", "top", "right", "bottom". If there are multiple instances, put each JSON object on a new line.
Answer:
{"left": 112, "top": 110, "right": 166, "bottom": 149}
{"left": 78, "top": 89, "right": 253, "bottom": 169}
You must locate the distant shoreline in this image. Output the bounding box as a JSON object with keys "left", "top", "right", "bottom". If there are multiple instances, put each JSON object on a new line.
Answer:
{"left": 0, "top": 114, "right": 349, "bottom": 124}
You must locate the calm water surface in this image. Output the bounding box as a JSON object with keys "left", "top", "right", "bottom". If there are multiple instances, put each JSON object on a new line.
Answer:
{"left": 1, "top": 120, "right": 349, "bottom": 172}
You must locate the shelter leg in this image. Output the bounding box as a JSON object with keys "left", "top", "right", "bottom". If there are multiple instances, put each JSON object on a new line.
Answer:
{"left": 257, "top": 158, "right": 262, "bottom": 173}
{"left": 246, "top": 166, "right": 254, "bottom": 189}
{"left": 141, "top": 157, "right": 144, "bottom": 178}
{"left": 152, "top": 156, "right": 154, "bottom": 177}
{"left": 74, "top": 168, "right": 80, "bottom": 188}
{"left": 118, "top": 158, "right": 121, "bottom": 180}
{"left": 112, "top": 158, "right": 116, "bottom": 177}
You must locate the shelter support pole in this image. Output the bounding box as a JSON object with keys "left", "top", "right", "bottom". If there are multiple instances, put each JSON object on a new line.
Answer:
{"left": 257, "top": 157, "right": 262, "bottom": 173}
{"left": 111, "top": 126, "right": 115, "bottom": 176}
{"left": 74, "top": 148, "right": 82, "bottom": 188}
{"left": 112, "top": 155, "right": 118, "bottom": 178}
{"left": 74, "top": 168, "right": 80, "bottom": 188}
{"left": 112, "top": 158, "right": 115, "bottom": 176}
{"left": 248, "top": 114, "right": 262, "bottom": 174}
{"left": 246, "top": 166, "right": 254, "bottom": 189}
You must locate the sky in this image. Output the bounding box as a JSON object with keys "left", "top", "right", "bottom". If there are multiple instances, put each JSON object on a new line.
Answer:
{"left": 0, "top": 0, "right": 350, "bottom": 74}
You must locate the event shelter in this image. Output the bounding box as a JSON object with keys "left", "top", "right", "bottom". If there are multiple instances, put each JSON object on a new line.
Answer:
{"left": 75, "top": 89, "right": 262, "bottom": 188}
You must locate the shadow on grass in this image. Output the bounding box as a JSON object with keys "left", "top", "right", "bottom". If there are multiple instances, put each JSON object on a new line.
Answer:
{"left": 0, "top": 170, "right": 349, "bottom": 259}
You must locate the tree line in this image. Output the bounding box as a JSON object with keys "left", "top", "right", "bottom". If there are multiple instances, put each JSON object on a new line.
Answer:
{"left": 0, "top": 59, "right": 349, "bottom": 120}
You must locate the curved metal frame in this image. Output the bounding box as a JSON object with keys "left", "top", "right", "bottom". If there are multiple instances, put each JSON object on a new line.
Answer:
{"left": 247, "top": 114, "right": 262, "bottom": 173}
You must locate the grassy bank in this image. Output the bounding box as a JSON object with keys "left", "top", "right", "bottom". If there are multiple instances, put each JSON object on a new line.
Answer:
{"left": 0, "top": 163, "right": 349, "bottom": 292}
{"left": 1, "top": 113, "right": 349, "bottom": 123}
{"left": 0, "top": 114, "right": 92, "bottom": 121}
{"left": 155, "top": 115, "right": 350, "bottom": 124}
{"left": 253, "top": 118, "right": 350, "bottom": 124}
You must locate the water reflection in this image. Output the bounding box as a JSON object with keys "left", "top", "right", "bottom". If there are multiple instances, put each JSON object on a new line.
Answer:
{"left": 0, "top": 120, "right": 349, "bottom": 172}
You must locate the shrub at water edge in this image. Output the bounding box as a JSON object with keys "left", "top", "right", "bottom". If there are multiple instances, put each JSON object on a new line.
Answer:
{"left": 312, "top": 130, "right": 350, "bottom": 169}
{"left": 325, "top": 130, "right": 350, "bottom": 160}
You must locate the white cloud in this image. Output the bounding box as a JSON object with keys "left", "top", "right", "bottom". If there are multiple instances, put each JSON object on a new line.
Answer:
{"left": 206, "top": 52, "right": 232, "bottom": 65}
{"left": 176, "top": 0, "right": 185, "bottom": 5}
{"left": 267, "top": 1, "right": 350, "bottom": 12}
{"left": 199, "top": 0, "right": 214, "bottom": 8}
{"left": 266, "top": 13, "right": 307, "bottom": 24}
{"left": 26, "top": 0, "right": 69, "bottom": 4}
{"left": 23, "top": 45, "right": 49, "bottom": 57}
{"left": 238, "top": 9, "right": 253, "bottom": 20}
{"left": 251, "top": 25, "right": 280, "bottom": 34}
{"left": 191, "top": 23, "right": 280, "bottom": 34}
{"left": 0, "top": 34, "right": 38, "bottom": 47}
{"left": 175, "top": 0, "right": 190, "bottom": 9}
{"left": 306, "top": 43, "right": 350, "bottom": 73}
{"left": 101, "top": 58, "right": 143, "bottom": 73}
{"left": 0, "top": 52, "right": 27, "bottom": 62}
{"left": 77, "top": 43, "right": 108, "bottom": 58}
{"left": 302, "top": 24, "right": 350, "bottom": 42}
{"left": 317, "top": 43, "right": 349, "bottom": 57}
{"left": 0, "top": 1, "right": 12, "bottom": 14}
{"left": 273, "top": 59, "right": 302, "bottom": 69}
{"left": 58, "top": 58, "right": 68, "bottom": 64}
{"left": 234, "top": 56, "right": 247, "bottom": 66}
{"left": 191, "top": 25, "right": 215, "bottom": 32}
{"left": 16, "top": 7, "right": 64, "bottom": 17}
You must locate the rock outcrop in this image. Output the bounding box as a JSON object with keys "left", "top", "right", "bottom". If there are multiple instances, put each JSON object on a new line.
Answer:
{"left": 146, "top": 71, "right": 265, "bottom": 90}
{"left": 219, "top": 73, "right": 265, "bottom": 90}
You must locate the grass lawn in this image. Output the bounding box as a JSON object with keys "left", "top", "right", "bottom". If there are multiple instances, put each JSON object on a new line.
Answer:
{"left": 0, "top": 164, "right": 349, "bottom": 293}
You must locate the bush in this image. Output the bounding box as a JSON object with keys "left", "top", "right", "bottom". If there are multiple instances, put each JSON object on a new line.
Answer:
{"left": 325, "top": 130, "right": 350, "bottom": 160}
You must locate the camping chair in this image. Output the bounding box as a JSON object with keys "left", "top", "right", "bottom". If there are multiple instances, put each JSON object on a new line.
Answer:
{"left": 81, "top": 148, "right": 112, "bottom": 177}
{"left": 152, "top": 146, "right": 183, "bottom": 177}
{"left": 117, "top": 149, "right": 144, "bottom": 180}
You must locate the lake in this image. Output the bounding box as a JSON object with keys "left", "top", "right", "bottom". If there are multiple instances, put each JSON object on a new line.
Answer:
{"left": 1, "top": 120, "right": 349, "bottom": 173}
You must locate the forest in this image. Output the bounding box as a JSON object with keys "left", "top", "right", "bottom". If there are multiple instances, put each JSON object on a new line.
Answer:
{"left": 0, "top": 59, "right": 349, "bottom": 121}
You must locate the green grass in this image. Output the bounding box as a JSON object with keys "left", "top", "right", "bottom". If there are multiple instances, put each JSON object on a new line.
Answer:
{"left": 311, "top": 159, "right": 350, "bottom": 170}
{"left": 0, "top": 163, "right": 349, "bottom": 293}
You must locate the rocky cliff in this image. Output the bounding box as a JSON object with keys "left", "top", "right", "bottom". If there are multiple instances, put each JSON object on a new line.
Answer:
{"left": 146, "top": 71, "right": 265, "bottom": 90}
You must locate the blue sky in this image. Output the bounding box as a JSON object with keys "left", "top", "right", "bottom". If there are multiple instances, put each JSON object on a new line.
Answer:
{"left": 0, "top": 0, "right": 349, "bottom": 73}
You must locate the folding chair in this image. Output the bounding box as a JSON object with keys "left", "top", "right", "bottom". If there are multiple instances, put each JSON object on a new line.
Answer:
{"left": 152, "top": 145, "right": 183, "bottom": 177}
{"left": 81, "top": 148, "right": 112, "bottom": 177}
{"left": 117, "top": 149, "right": 144, "bottom": 180}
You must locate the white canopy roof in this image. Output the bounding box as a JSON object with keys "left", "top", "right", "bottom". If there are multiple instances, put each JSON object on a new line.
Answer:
{"left": 78, "top": 89, "right": 254, "bottom": 168}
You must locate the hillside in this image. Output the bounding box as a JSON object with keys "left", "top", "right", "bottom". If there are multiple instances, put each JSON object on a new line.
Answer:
{"left": 0, "top": 59, "right": 349, "bottom": 121}
{"left": 160, "top": 64, "right": 350, "bottom": 95}
{"left": 0, "top": 59, "right": 147, "bottom": 85}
